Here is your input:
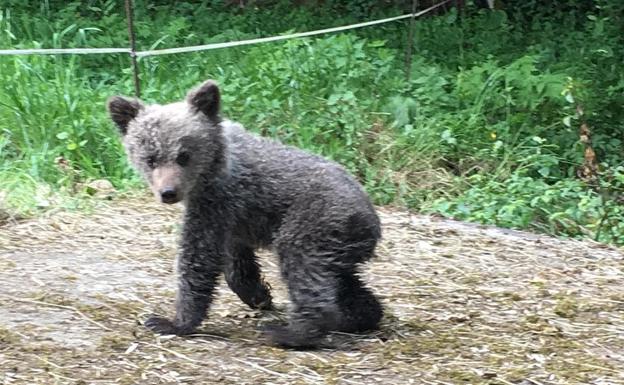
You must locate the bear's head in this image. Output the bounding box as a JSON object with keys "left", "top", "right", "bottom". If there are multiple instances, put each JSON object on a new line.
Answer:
{"left": 107, "top": 80, "right": 226, "bottom": 204}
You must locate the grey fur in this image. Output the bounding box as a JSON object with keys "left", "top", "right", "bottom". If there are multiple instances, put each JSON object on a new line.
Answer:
{"left": 107, "top": 80, "right": 383, "bottom": 348}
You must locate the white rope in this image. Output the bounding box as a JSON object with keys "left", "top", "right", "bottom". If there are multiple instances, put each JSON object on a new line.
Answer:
{"left": 0, "top": 0, "right": 451, "bottom": 57}
{"left": 0, "top": 47, "right": 130, "bottom": 55}
{"left": 136, "top": 0, "right": 451, "bottom": 57}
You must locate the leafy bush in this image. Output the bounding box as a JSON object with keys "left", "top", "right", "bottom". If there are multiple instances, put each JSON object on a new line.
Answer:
{"left": 429, "top": 166, "right": 624, "bottom": 244}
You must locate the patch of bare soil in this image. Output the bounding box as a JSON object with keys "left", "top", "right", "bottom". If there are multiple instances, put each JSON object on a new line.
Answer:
{"left": 0, "top": 197, "right": 622, "bottom": 384}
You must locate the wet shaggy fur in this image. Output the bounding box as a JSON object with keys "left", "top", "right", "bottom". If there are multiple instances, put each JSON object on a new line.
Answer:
{"left": 107, "top": 80, "right": 383, "bottom": 348}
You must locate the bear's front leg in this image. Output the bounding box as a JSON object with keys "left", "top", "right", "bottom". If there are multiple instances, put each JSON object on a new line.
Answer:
{"left": 145, "top": 218, "right": 224, "bottom": 336}
{"left": 225, "top": 245, "right": 273, "bottom": 310}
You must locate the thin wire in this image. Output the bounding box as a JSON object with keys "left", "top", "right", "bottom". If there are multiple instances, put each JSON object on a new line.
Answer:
{"left": 0, "top": 0, "right": 451, "bottom": 57}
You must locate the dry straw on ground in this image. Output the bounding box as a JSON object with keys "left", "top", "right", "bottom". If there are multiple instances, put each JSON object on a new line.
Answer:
{"left": 0, "top": 195, "right": 622, "bottom": 384}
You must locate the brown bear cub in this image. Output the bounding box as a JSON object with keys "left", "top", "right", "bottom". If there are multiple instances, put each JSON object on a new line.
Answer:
{"left": 107, "top": 80, "right": 382, "bottom": 348}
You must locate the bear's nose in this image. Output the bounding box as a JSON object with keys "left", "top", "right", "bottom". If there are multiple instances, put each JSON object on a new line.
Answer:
{"left": 160, "top": 188, "right": 179, "bottom": 204}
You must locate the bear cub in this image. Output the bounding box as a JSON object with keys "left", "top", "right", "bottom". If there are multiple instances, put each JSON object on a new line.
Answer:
{"left": 107, "top": 80, "right": 383, "bottom": 348}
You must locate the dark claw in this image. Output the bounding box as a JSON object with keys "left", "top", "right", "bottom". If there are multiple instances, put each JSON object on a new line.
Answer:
{"left": 233, "top": 283, "right": 274, "bottom": 311}
{"left": 254, "top": 296, "right": 274, "bottom": 311}
{"left": 144, "top": 316, "right": 190, "bottom": 336}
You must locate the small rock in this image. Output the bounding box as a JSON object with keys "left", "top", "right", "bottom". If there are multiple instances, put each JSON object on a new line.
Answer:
{"left": 85, "top": 179, "right": 116, "bottom": 197}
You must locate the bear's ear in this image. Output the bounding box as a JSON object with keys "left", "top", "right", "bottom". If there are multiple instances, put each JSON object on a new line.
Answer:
{"left": 186, "top": 80, "right": 220, "bottom": 120}
{"left": 107, "top": 96, "right": 144, "bottom": 135}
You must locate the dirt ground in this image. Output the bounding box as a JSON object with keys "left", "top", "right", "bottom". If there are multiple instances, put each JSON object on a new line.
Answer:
{"left": 0, "top": 196, "right": 623, "bottom": 385}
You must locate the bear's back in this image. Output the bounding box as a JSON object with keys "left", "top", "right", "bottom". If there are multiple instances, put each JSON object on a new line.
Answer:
{"left": 203, "top": 120, "right": 381, "bottom": 249}
{"left": 222, "top": 120, "right": 364, "bottom": 198}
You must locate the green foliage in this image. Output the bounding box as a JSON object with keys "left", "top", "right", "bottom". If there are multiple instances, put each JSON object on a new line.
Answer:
{"left": 1, "top": 1, "right": 623, "bottom": 244}
{"left": 430, "top": 166, "right": 624, "bottom": 245}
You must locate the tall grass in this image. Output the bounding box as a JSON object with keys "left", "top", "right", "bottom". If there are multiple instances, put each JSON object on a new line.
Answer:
{"left": 1, "top": 1, "right": 624, "bottom": 243}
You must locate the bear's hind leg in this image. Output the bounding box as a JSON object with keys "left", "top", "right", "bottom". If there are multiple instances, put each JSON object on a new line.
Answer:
{"left": 265, "top": 248, "right": 342, "bottom": 348}
{"left": 224, "top": 245, "right": 273, "bottom": 310}
{"left": 336, "top": 269, "right": 382, "bottom": 333}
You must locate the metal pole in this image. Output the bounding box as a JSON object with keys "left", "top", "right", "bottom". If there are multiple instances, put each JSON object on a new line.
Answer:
{"left": 405, "top": 0, "right": 418, "bottom": 82}
{"left": 124, "top": 0, "right": 141, "bottom": 98}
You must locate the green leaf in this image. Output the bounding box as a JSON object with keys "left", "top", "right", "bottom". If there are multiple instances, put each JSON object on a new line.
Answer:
{"left": 56, "top": 132, "right": 69, "bottom": 140}
{"left": 441, "top": 129, "right": 457, "bottom": 145}
{"left": 327, "top": 94, "right": 340, "bottom": 106}
{"left": 565, "top": 93, "right": 575, "bottom": 104}
{"left": 538, "top": 167, "right": 550, "bottom": 177}
{"left": 368, "top": 40, "right": 386, "bottom": 48}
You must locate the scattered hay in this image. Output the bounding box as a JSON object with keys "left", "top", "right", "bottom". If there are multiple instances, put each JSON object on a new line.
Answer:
{"left": 0, "top": 195, "right": 622, "bottom": 384}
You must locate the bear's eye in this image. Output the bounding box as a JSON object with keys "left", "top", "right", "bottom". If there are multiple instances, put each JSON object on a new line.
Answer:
{"left": 147, "top": 155, "right": 157, "bottom": 169}
{"left": 176, "top": 152, "right": 190, "bottom": 167}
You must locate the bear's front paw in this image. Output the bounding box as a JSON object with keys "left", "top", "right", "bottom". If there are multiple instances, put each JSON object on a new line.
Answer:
{"left": 144, "top": 316, "right": 191, "bottom": 336}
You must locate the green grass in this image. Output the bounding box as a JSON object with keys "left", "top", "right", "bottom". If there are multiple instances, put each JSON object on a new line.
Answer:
{"left": 1, "top": 1, "right": 624, "bottom": 243}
